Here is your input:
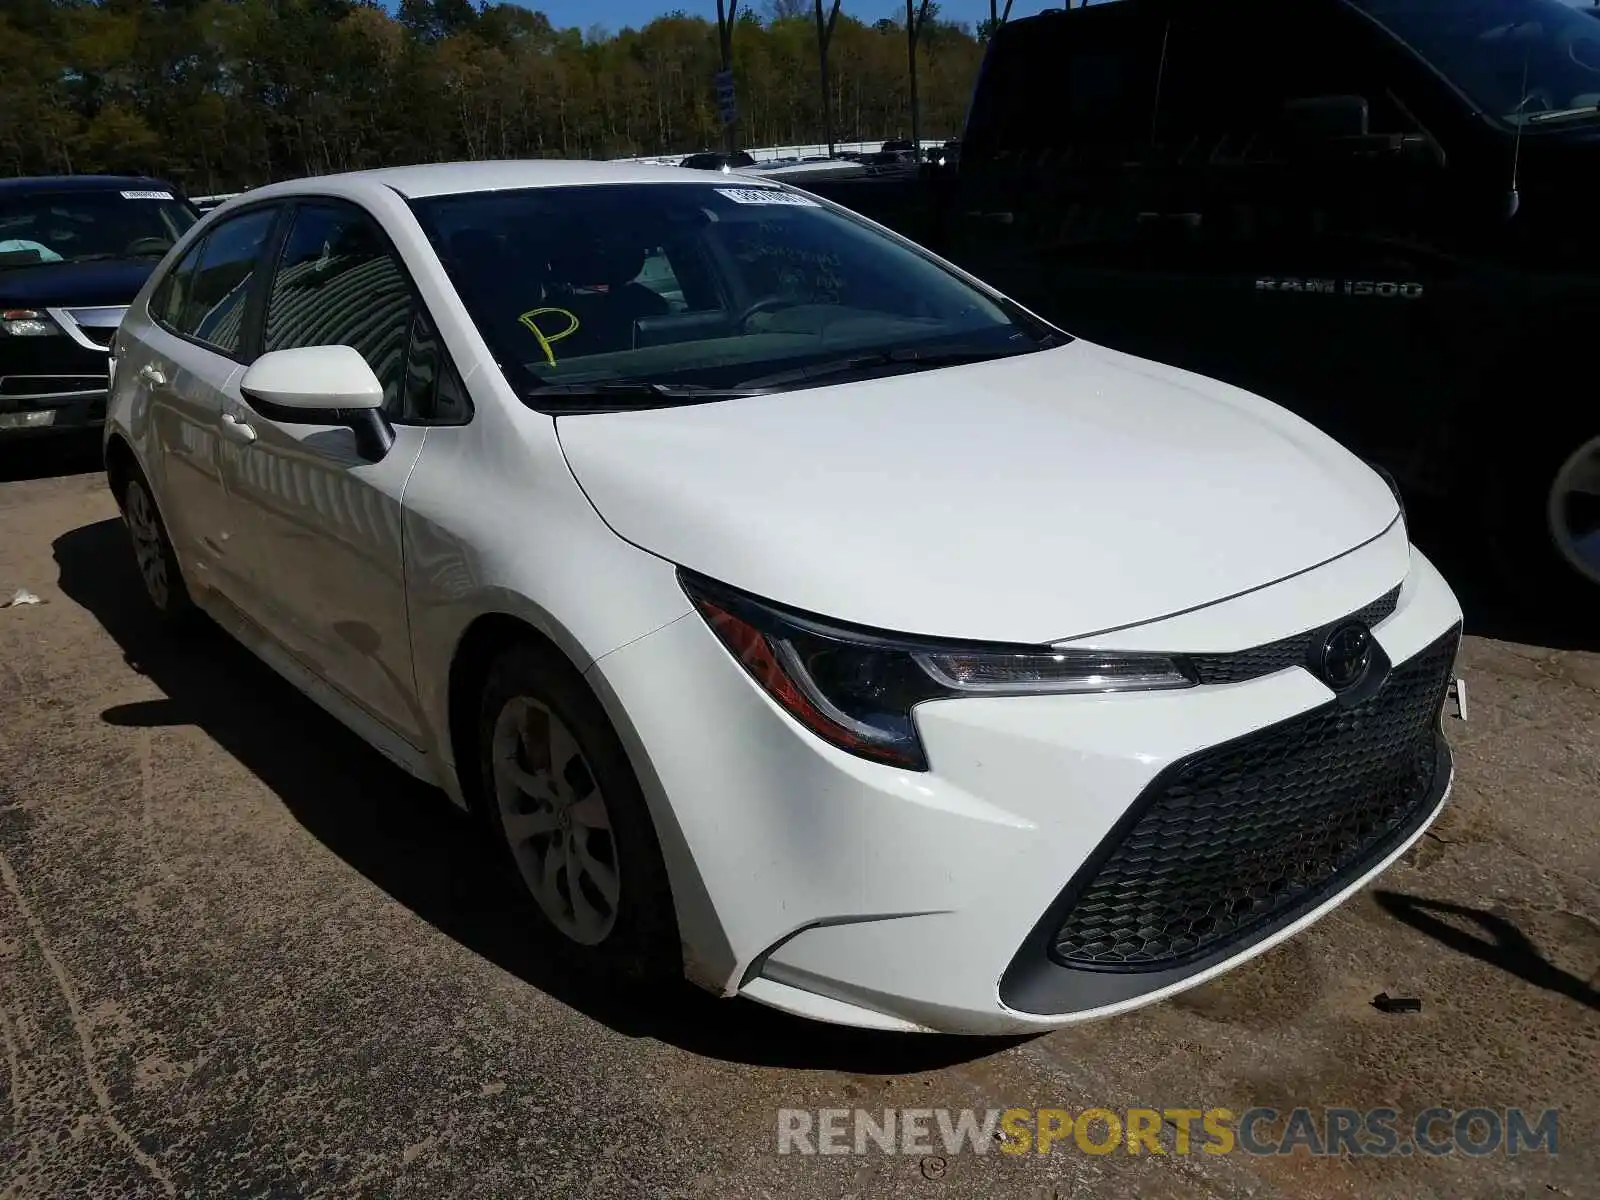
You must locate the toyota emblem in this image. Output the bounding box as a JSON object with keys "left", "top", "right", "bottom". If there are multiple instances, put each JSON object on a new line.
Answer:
{"left": 1318, "top": 621, "right": 1374, "bottom": 690}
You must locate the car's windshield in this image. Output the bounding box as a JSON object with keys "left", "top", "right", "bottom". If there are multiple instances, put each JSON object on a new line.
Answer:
{"left": 1349, "top": 0, "right": 1600, "bottom": 126}
{"left": 0, "top": 188, "right": 197, "bottom": 268}
{"left": 409, "top": 182, "right": 1057, "bottom": 408}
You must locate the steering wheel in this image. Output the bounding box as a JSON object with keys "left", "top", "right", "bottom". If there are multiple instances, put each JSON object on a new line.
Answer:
{"left": 735, "top": 295, "right": 797, "bottom": 329}
{"left": 1559, "top": 22, "right": 1600, "bottom": 75}
{"left": 123, "top": 236, "right": 173, "bottom": 257}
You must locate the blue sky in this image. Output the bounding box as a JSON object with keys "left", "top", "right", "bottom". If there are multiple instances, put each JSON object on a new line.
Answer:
{"left": 448, "top": 0, "right": 1600, "bottom": 40}
{"left": 470, "top": 0, "right": 1076, "bottom": 36}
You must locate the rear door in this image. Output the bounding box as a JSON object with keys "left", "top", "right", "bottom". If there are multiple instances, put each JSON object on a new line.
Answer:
{"left": 947, "top": 3, "right": 1167, "bottom": 330}
{"left": 132, "top": 205, "right": 282, "bottom": 598}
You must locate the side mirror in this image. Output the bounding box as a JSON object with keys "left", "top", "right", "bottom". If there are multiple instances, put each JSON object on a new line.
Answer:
{"left": 1276, "top": 95, "right": 1440, "bottom": 164}
{"left": 240, "top": 345, "right": 394, "bottom": 462}
{"left": 1280, "top": 95, "right": 1370, "bottom": 142}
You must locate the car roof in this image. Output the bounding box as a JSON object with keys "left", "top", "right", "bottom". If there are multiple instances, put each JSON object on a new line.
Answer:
{"left": 0, "top": 174, "right": 184, "bottom": 197}
{"left": 242, "top": 159, "right": 745, "bottom": 204}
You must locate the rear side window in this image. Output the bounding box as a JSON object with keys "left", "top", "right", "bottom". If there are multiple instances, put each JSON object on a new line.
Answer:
{"left": 155, "top": 207, "right": 278, "bottom": 356}
{"left": 964, "top": 8, "right": 1163, "bottom": 168}
{"left": 635, "top": 247, "right": 690, "bottom": 312}
{"left": 151, "top": 238, "right": 206, "bottom": 330}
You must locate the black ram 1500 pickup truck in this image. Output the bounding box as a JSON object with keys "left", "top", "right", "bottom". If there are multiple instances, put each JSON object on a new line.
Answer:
{"left": 803, "top": 0, "right": 1600, "bottom": 617}
{"left": 1, "top": 175, "right": 199, "bottom": 440}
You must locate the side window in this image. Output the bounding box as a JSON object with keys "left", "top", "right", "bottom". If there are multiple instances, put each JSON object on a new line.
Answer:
{"left": 1157, "top": 2, "right": 1418, "bottom": 163}
{"left": 632, "top": 247, "right": 688, "bottom": 312}
{"left": 399, "top": 307, "right": 471, "bottom": 425}
{"left": 151, "top": 236, "right": 206, "bottom": 330}
{"left": 264, "top": 203, "right": 413, "bottom": 410}
{"left": 965, "top": 10, "right": 1161, "bottom": 170}
{"left": 180, "top": 208, "right": 277, "bottom": 355}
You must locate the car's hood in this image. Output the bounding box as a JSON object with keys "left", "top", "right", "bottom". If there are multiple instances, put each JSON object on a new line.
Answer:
{"left": 556, "top": 340, "right": 1400, "bottom": 643}
{"left": 0, "top": 258, "right": 157, "bottom": 308}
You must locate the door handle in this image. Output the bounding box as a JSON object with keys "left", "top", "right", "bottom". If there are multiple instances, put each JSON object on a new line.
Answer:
{"left": 138, "top": 363, "right": 166, "bottom": 387}
{"left": 219, "top": 412, "right": 257, "bottom": 445}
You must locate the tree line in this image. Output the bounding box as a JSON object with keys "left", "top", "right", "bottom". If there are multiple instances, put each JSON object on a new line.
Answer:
{"left": 0, "top": 0, "right": 994, "bottom": 194}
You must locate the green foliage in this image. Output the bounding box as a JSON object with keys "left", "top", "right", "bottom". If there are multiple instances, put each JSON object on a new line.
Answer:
{"left": 0, "top": 0, "right": 984, "bottom": 190}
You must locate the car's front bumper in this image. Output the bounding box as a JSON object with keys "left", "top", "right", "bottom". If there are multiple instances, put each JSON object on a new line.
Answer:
{"left": 0, "top": 306, "right": 118, "bottom": 437}
{"left": 587, "top": 540, "right": 1463, "bottom": 1035}
{"left": 0, "top": 392, "right": 107, "bottom": 437}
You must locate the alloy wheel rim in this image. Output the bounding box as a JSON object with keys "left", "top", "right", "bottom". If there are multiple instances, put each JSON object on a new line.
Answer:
{"left": 491, "top": 696, "right": 620, "bottom": 945}
{"left": 125, "top": 483, "right": 170, "bottom": 609}
{"left": 1547, "top": 435, "right": 1600, "bottom": 588}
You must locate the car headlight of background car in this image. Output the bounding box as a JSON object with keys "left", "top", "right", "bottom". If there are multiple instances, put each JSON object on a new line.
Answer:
{"left": 0, "top": 309, "right": 61, "bottom": 337}
{"left": 680, "top": 570, "right": 1195, "bottom": 771}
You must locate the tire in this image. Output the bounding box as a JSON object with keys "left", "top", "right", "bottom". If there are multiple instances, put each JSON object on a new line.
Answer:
{"left": 119, "top": 467, "right": 196, "bottom": 627}
{"left": 1480, "top": 414, "right": 1600, "bottom": 627}
{"left": 476, "top": 640, "right": 680, "bottom": 983}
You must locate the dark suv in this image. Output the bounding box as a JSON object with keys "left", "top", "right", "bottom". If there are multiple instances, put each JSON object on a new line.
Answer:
{"left": 1, "top": 175, "right": 198, "bottom": 438}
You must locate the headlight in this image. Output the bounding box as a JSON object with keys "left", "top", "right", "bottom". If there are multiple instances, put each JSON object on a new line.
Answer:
{"left": 1, "top": 309, "right": 60, "bottom": 337}
{"left": 681, "top": 571, "right": 1195, "bottom": 771}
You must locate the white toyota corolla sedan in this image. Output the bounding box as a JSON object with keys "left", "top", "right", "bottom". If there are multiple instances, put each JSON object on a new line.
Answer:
{"left": 103, "top": 161, "right": 1464, "bottom": 1035}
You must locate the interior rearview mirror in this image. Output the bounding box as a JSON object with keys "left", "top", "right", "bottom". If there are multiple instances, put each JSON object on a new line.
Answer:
{"left": 239, "top": 345, "right": 394, "bottom": 462}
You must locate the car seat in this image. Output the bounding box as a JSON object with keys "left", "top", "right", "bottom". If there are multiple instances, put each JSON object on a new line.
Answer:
{"left": 544, "top": 236, "right": 670, "bottom": 357}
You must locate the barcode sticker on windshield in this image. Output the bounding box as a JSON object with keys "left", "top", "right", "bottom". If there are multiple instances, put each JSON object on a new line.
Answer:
{"left": 715, "top": 187, "right": 818, "bottom": 207}
{"left": 120, "top": 190, "right": 173, "bottom": 200}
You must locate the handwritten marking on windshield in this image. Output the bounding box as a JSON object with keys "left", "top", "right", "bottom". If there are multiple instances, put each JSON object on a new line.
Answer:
{"left": 519, "top": 307, "right": 580, "bottom": 365}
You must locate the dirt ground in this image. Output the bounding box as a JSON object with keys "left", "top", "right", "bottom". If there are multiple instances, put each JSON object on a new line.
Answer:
{"left": 1, "top": 437, "right": 1596, "bottom": 1200}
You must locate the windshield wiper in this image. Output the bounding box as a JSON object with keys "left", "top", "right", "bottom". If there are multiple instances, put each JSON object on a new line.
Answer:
{"left": 1522, "top": 104, "right": 1600, "bottom": 125}
{"left": 733, "top": 342, "right": 1045, "bottom": 390}
{"left": 526, "top": 379, "right": 765, "bottom": 411}
{"left": 525, "top": 337, "right": 1063, "bottom": 409}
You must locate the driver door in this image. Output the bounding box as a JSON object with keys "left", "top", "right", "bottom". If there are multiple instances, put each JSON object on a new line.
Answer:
{"left": 219, "top": 200, "right": 438, "bottom": 744}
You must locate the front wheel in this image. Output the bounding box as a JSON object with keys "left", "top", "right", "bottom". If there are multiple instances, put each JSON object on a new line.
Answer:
{"left": 476, "top": 642, "right": 680, "bottom": 980}
{"left": 1481, "top": 418, "right": 1600, "bottom": 625}
{"left": 1546, "top": 434, "right": 1600, "bottom": 596}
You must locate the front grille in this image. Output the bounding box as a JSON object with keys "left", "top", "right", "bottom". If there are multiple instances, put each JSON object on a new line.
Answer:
{"left": 59, "top": 306, "right": 123, "bottom": 351}
{"left": 1049, "top": 625, "right": 1458, "bottom": 971}
{"left": 1, "top": 375, "right": 105, "bottom": 399}
{"left": 1187, "top": 586, "right": 1401, "bottom": 686}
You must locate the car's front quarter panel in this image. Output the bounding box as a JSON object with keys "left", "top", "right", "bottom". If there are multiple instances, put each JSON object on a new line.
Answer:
{"left": 399, "top": 375, "right": 693, "bottom": 805}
